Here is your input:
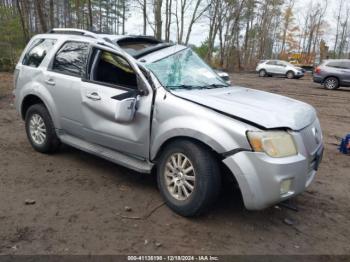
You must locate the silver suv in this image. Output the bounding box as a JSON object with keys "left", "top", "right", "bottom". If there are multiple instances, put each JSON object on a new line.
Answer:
{"left": 14, "top": 29, "right": 324, "bottom": 216}
{"left": 257, "top": 60, "right": 305, "bottom": 79}
{"left": 313, "top": 59, "right": 350, "bottom": 90}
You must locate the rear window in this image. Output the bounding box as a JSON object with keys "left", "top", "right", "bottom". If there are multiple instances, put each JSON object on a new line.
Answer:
{"left": 22, "top": 38, "right": 56, "bottom": 68}
{"left": 52, "top": 41, "right": 90, "bottom": 77}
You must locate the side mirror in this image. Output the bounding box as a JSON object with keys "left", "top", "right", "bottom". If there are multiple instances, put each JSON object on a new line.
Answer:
{"left": 115, "top": 96, "right": 138, "bottom": 122}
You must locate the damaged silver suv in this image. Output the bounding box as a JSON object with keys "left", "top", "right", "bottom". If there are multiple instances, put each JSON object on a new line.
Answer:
{"left": 14, "top": 29, "right": 324, "bottom": 216}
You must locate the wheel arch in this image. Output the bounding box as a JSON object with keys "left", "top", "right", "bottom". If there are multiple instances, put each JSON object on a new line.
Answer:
{"left": 323, "top": 75, "right": 340, "bottom": 83}
{"left": 21, "top": 94, "right": 45, "bottom": 120}
{"left": 20, "top": 92, "right": 61, "bottom": 129}
{"left": 259, "top": 69, "right": 267, "bottom": 75}
{"left": 286, "top": 70, "right": 295, "bottom": 76}
{"left": 152, "top": 135, "right": 243, "bottom": 200}
{"left": 152, "top": 136, "right": 221, "bottom": 162}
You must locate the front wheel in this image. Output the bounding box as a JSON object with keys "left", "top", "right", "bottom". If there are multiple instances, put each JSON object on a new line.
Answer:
{"left": 286, "top": 71, "right": 295, "bottom": 79}
{"left": 259, "top": 69, "right": 267, "bottom": 77}
{"left": 157, "top": 140, "right": 221, "bottom": 217}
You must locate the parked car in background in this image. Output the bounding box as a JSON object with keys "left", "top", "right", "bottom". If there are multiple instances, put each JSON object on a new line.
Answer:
{"left": 313, "top": 59, "right": 350, "bottom": 90}
{"left": 256, "top": 60, "right": 305, "bottom": 79}
{"left": 14, "top": 29, "right": 323, "bottom": 217}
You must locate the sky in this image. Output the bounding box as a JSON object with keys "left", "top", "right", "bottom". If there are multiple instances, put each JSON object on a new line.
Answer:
{"left": 124, "top": 0, "right": 342, "bottom": 48}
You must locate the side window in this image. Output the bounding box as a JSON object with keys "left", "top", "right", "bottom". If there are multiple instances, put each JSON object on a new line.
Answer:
{"left": 22, "top": 39, "right": 56, "bottom": 68}
{"left": 341, "top": 61, "right": 350, "bottom": 69}
{"left": 52, "top": 41, "right": 90, "bottom": 77}
{"left": 267, "top": 61, "right": 276, "bottom": 65}
{"left": 92, "top": 50, "right": 138, "bottom": 89}
{"left": 327, "top": 61, "right": 343, "bottom": 69}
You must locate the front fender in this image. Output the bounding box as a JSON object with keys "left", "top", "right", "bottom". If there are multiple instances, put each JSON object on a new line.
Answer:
{"left": 150, "top": 116, "right": 240, "bottom": 160}
{"left": 150, "top": 89, "right": 253, "bottom": 160}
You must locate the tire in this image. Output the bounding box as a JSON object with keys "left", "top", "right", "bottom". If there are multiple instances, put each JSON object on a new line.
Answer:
{"left": 25, "top": 104, "right": 60, "bottom": 153}
{"left": 259, "top": 69, "right": 267, "bottom": 77}
{"left": 286, "top": 71, "right": 295, "bottom": 79}
{"left": 157, "top": 140, "right": 221, "bottom": 217}
{"left": 324, "top": 77, "right": 339, "bottom": 90}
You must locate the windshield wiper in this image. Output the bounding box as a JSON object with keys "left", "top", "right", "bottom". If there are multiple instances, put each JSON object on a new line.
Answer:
{"left": 166, "top": 83, "right": 229, "bottom": 90}
{"left": 166, "top": 84, "right": 203, "bottom": 90}
{"left": 202, "top": 84, "right": 229, "bottom": 89}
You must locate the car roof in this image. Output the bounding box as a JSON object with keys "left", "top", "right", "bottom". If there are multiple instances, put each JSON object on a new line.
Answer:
{"left": 323, "top": 59, "right": 350, "bottom": 62}
{"left": 36, "top": 28, "right": 184, "bottom": 63}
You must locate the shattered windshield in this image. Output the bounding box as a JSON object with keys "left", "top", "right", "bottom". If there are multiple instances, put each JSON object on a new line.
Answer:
{"left": 145, "top": 48, "right": 228, "bottom": 90}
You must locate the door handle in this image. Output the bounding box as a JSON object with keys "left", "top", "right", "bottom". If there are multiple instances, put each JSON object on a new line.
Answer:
{"left": 45, "top": 79, "right": 55, "bottom": 86}
{"left": 86, "top": 92, "right": 101, "bottom": 101}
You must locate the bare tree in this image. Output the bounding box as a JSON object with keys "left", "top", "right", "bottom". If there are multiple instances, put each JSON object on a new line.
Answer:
{"left": 36, "top": 0, "right": 47, "bottom": 32}
{"left": 280, "top": 0, "right": 295, "bottom": 54}
{"left": 154, "top": 0, "right": 163, "bottom": 39}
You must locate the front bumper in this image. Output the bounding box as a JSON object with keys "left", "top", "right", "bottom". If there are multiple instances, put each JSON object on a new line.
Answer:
{"left": 295, "top": 71, "right": 304, "bottom": 77}
{"left": 223, "top": 143, "right": 323, "bottom": 210}
{"left": 313, "top": 75, "right": 323, "bottom": 84}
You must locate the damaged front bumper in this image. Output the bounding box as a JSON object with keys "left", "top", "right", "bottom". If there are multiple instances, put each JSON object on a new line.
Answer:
{"left": 223, "top": 144, "right": 324, "bottom": 210}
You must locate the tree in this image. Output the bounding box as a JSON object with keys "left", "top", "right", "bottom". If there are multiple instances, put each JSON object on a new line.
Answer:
{"left": 153, "top": 0, "right": 163, "bottom": 39}
{"left": 36, "top": 0, "right": 47, "bottom": 32}
{"left": 280, "top": 0, "right": 295, "bottom": 54}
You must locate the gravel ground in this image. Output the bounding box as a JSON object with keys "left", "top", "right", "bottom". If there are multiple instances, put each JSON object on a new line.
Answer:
{"left": 0, "top": 72, "right": 349, "bottom": 255}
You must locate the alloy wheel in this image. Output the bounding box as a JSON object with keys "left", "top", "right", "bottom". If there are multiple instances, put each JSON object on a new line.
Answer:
{"left": 29, "top": 113, "right": 47, "bottom": 145}
{"left": 287, "top": 72, "right": 294, "bottom": 79}
{"left": 164, "top": 153, "right": 196, "bottom": 201}
{"left": 325, "top": 79, "right": 337, "bottom": 89}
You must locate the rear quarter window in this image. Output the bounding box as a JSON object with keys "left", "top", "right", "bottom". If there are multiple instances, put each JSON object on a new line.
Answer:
{"left": 52, "top": 41, "right": 90, "bottom": 77}
{"left": 22, "top": 38, "right": 57, "bottom": 68}
{"left": 341, "top": 61, "right": 350, "bottom": 69}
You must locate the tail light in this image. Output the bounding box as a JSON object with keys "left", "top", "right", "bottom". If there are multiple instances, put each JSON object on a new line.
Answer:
{"left": 315, "top": 67, "right": 321, "bottom": 74}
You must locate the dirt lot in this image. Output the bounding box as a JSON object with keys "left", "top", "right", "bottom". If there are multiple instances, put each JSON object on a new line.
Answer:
{"left": 0, "top": 72, "right": 349, "bottom": 255}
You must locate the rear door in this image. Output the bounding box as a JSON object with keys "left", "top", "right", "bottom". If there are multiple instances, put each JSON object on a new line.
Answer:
{"left": 80, "top": 46, "right": 153, "bottom": 158}
{"left": 43, "top": 41, "right": 90, "bottom": 138}
{"left": 15, "top": 38, "right": 57, "bottom": 111}
{"left": 326, "top": 61, "right": 349, "bottom": 85}
{"left": 265, "top": 60, "right": 278, "bottom": 74}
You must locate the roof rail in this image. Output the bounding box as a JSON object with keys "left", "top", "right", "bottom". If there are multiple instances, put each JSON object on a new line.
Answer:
{"left": 48, "top": 28, "right": 99, "bottom": 39}
{"left": 48, "top": 28, "right": 124, "bottom": 51}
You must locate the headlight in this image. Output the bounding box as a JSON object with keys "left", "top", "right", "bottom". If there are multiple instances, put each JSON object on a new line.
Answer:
{"left": 247, "top": 131, "right": 297, "bottom": 158}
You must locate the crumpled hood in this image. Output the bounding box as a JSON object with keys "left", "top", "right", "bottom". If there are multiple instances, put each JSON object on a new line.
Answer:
{"left": 172, "top": 86, "right": 316, "bottom": 130}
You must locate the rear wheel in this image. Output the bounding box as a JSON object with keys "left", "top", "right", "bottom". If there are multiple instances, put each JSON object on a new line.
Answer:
{"left": 259, "top": 69, "right": 267, "bottom": 77}
{"left": 157, "top": 140, "right": 221, "bottom": 217}
{"left": 286, "top": 71, "right": 295, "bottom": 79}
{"left": 324, "top": 77, "right": 339, "bottom": 90}
{"left": 25, "top": 104, "right": 60, "bottom": 153}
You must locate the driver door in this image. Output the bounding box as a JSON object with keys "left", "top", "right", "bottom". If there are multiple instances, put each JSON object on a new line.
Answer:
{"left": 80, "top": 46, "right": 153, "bottom": 159}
